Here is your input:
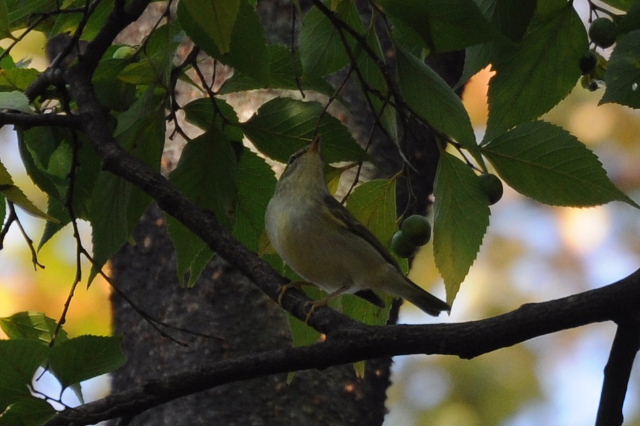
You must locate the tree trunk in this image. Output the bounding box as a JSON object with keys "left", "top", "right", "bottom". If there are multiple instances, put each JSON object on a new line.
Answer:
{"left": 110, "top": 205, "right": 389, "bottom": 426}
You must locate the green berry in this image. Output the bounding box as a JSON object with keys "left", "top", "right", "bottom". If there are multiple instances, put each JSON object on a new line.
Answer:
{"left": 579, "top": 51, "right": 598, "bottom": 74}
{"left": 400, "top": 214, "right": 432, "bottom": 246}
{"left": 391, "top": 230, "right": 416, "bottom": 258}
{"left": 479, "top": 174, "right": 504, "bottom": 205}
{"left": 589, "top": 18, "right": 617, "bottom": 48}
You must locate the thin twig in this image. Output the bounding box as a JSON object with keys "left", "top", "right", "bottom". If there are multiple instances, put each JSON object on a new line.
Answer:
{"left": 0, "top": 205, "right": 17, "bottom": 249}
{"left": 595, "top": 316, "right": 640, "bottom": 426}
{"left": 191, "top": 59, "right": 234, "bottom": 128}
{"left": 48, "top": 0, "right": 102, "bottom": 69}
{"left": 340, "top": 124, "right": 376, "bottom": 204}
{"left": 0, "top": 15, "right": 49, "bottom": 63}
{"left": 0, "top": 112, "right": 80, "bottom": 128}
{"left": 49, "top": 86, "right": 82, "bottom": 345}
{"left": 290, "top": 4, "right": 305, "bottom": 98}
{"left": 8, "top": 203, "right": 45, "bottom": 270}
{"left": 314, "top": 64, "right": 354, "bottom": 136}
{"left": 83, "top": 248, "right": 224, "bottom": 344}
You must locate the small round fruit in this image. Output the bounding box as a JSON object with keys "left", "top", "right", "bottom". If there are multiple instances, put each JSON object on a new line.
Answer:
{"left": 479, "top": 173, "right": 504, "bottom": 205}
{"left": 579, "top": 51, "right": 598, "bottom": 74}
{"left": 391, "top": 230, "right": 416, "bottom": 258}
{"left": 589, "top": 17, "right": 617, "bottom": 48}
{"left": 400, "top": 214, "right": 432, "bottom": 246}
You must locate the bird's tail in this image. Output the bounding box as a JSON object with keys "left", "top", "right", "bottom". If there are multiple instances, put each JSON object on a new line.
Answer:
{"left": 396, "top": 277, "right": 450, "bottom": 316}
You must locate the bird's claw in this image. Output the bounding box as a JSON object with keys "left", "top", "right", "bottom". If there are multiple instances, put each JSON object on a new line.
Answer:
{"left": 303, "top": 300, "right": 327, "bottom": 324}
{"left": 277, "top": 280, "right": 305, "bottom": 306}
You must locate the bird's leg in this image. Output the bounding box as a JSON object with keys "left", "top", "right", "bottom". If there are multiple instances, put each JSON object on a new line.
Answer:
{"left": 304, "top": 285, "right": 349, "bottom": 323}
{"left": 277, "top": 280, "right": 310, "bottom": 306}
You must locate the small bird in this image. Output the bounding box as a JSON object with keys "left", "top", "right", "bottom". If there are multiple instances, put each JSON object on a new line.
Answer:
{"left": 264, "top": 137, "right": 450, "bottom": 316}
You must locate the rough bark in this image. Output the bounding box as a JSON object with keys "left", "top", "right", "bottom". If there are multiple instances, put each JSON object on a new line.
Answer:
{"left": 110, "top": 206, "right": 389, "bottom": 425}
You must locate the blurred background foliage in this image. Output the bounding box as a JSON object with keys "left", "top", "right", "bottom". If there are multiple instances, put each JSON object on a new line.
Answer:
{"left": 1, "top": 12, "right": 640, "bottom": 426}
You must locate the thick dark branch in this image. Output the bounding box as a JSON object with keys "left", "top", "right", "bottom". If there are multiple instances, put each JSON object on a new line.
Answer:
{"left": 46, "top": 268, "right": 640, "bottom": 425}
{"left": 62, "top": 65, "right": 361, "bottom": 334}
{"left": 595, "top": 316, "right": 640, "bottom": 426}
{"left": 25, "top": 0, "right": 152, "bottom": 102}
{"left": 0, "top": 111, "right": 79, "bottom": 128}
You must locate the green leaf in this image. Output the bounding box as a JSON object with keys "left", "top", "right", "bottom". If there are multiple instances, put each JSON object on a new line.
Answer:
{"left": 0, "top": 311, "right": 67, "bottom": 345}
{"left": 178, "top": 0, "right": 269, "bottom": 84}
{"left": 0, "top": 397, "right": 56, "bottom": 426}
{"left": 93, "top": 55, "right": 136, "bottom": 112}
{"left": 6, "top": 0, "right": 53, "bottom": 31}
{"left": 433, "top": 152, "right": 490, "bottom": 303}
{"left": 81, "top": 0, "right": 114, "bottom": 40}
{"left": 51, "top": 1, "right": 114, "bottom": 42}
{"left": 485, "top": 5, "right": 587, "bottom": 140}
{"left": 601, "top": 30, "right": 640, "bottom": 108}
{"left": 49, "top": 336, "right": 126, "bottom": 390}
{"left": 182, "top": 97, "right": 242, "bottom": 142}
{"left": 0, "top": 340, "right": 48, "bottom": 411}
{"left": 0, "top": 90, "right": 31, "bottom": 113}
{"left": 18, "top": 127, "right": 71, "bottom": 201}
{"left": 342, "top": 179, "right": 398, "bottom": 324}
{"left": 242, "top": 97, "right": 365, "bottom": 163}
{"left": 233, "top": 150, "right": 276, "bottom": 252}
{"left": 298, "top": 1, "right": 363, "bottom": 76}
{"left": 35, "top": 135, "right": 102, "bottom": 250}
{"left": 618, "top": 1, "right": 640, "bottom": 34}
{"left": 89, "top": 88, "right": 165, "bottom": 280}
{"left": 456, "top": 0, "right": 530, "bottom": 87}
{"left": 168, "top": 130, "right": 237, "bottom": 286}
{"left": 346, "top": 179, "right": 398, "bottom": 249}
{"left": 219, "top": 44, "right": 335, "bottom": 96}
{"left": 178, "top": 0, "right": 240, "bottom": 54}
{"left": 118, "top": 60, "right": 161, "bottom": 85}
{"left": 388, "top": 17, "right": 428, "bottom": 55}
{"left": 493, "top": 0, "right": 536, "bottom": 42}
{"left": 0, "top": 159, "right": 51, "bottom": 220}
{"left": 118, "top": 23, "right": 182, "bottom": 87}
{"left": 0, "top": 1, "right": 10, "bottom": 40}
{"left": 220, "top": 44, "right": 300, "bottom": 92}
{"left": 381, "top": 0, "right": 495, "bottom": 52}
{"left": 483, "top": 121, "right": 638, "bottom": 207}
{"left": 0, "top": 68, "right": 39, "bottom": 92}
{"left": 397, "top": 49, "right": 480, "bottom": 162}
{"left": 299, "top": 6, "right": 347, "bottom": 76}
{"left": 288, "top": 311, "right": 321, "bottom": 348}
{"left": 535, "top": 0, "right": 569, "bottom": 17}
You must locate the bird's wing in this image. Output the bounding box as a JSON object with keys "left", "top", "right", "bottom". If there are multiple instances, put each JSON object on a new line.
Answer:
{"left": 323, "top": 194, "right": 402, "bottom": 272}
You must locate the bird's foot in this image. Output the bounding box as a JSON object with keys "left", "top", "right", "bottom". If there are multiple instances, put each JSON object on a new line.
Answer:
{"left": 303, "top": 299, "right": 328, "bottom": 324}
{"left": 277, "top": 280, "right": 306, "bottom": 306}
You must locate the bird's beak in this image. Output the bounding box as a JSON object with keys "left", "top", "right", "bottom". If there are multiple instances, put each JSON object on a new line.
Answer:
{"left": 309, "top": 136, "right": 321, "bottom": 153}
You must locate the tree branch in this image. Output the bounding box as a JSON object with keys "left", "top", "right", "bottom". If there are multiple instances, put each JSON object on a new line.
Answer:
{"left": 45, "top": 268, "right": 640, "bottom": 425}
{"left": 62, "top": 64, "right": 362, "bottom": 334}
{"left": 595, "top": 315, "right": 640, "bottom": 426}
{"left": 0, "top": 111, "right": 79, "bottom": 128}
{"left": 25, "top": 0, "right": 152, "bottom": 102}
